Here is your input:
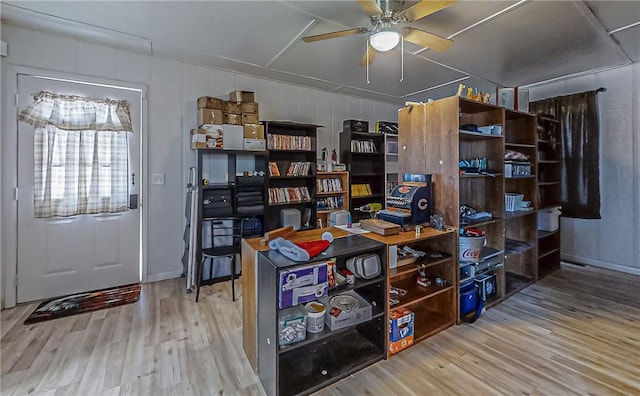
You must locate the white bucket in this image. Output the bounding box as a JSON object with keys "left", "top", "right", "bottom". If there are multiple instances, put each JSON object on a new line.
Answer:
{"left": 459, "top": 235, "right": 486, "bottom": 262}
{"left": 304, "top": 302, "right": 326, "bottom": 333}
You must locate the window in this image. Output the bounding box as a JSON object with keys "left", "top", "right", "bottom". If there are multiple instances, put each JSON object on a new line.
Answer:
{"left": 20, "top": 91, "right": 133, "bottom": 217}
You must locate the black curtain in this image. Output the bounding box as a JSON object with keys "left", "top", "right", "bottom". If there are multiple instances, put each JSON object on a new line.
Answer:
{"left": 531, "top": 91, "right": 601, "bottom": 219}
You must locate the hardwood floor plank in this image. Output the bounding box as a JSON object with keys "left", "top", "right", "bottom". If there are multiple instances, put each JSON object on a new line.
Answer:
{"left": 1, "top": 263, "right": 638, "bottom": 395}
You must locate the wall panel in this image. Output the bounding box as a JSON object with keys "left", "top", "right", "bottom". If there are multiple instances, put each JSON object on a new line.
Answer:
{"left": 210, "top": 68, "right": 236, "bottom": 99}
{"left": 148, "top": 56, "right": 183, "bottom": 279}
{"left": 1, "top": 24, "right": 401, "bottom": 297}
{"left": 279, "top": 83, "right": 299, "bottom": 121}
{"left": 115, "top": 50, "right": 150, "bottom": 82}
{"left": 528, "top": 63, "right": 639, "bottom": 273}
{"left": 74, "top": 41, "right": 116, "bottom": 79}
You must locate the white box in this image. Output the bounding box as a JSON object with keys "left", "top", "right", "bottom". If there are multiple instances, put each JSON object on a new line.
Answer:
{"left": 319, "top": 290, "right": 372, "bottom": 331}
{"left": 389, "top": 245, "right": 398, "bottom": 269}
{"left": 538, "top": 207, "right": 562, "bottom": 231}
{"left": 281, "top": 208, "right": 301, "bottom": 230}
{"left": 243, "top": 138, "right": 265, "bottom": 151}
{"left": 222, "top": 124, "right": 243, "bottom": 150}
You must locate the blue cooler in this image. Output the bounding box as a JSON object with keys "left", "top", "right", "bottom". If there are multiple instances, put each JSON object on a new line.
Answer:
{"left": 460, "top": 279, "right": 483, "bottom": 321}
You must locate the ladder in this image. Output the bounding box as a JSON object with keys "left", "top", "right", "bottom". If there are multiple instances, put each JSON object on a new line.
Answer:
{"left": 182, "top": 167, "right": 199, "bottom": 292}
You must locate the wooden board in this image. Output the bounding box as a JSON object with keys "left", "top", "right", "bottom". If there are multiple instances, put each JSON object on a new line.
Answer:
{"left": 359, "top": 218, "right": 401, "bottom": 236}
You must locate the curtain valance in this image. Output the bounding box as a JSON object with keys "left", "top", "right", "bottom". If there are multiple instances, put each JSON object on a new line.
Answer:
{"left": 19, "top": 91, "right": 133, "bottom": 132}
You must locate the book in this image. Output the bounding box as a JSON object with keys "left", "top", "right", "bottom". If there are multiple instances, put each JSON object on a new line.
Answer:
{"left": 269, "top": 162, "right": 280, "bottom": 177}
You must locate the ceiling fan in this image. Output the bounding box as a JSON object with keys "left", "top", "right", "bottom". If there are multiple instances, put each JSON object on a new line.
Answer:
{"left": 302, "top": 0, "right": 457, "bottom": 65}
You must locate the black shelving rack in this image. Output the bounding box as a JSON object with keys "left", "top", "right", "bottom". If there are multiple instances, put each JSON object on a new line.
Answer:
{"left": 264, "top": 121, "right": 321, "bottom": 231}
{"left": 339, "top": 129, "right": 386, "bottom": 222}
{"left": 257, "top": 235, "right": 387, "bottom": 396}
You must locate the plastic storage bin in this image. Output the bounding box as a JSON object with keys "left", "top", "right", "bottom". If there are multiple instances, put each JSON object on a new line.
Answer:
{"left": 505, "top": 193, "right": 524, "bottom": 212}
{"left": 538, "top": 207, "right": 562, "bottom": 231}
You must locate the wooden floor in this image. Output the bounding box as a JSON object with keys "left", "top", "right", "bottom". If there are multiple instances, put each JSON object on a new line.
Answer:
{"left": 2, "top": 263, "right": 639, "bottom": 395}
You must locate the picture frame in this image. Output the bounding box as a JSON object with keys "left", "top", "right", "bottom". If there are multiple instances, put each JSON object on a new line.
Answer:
{"left": 497, "top": 88, "right": 515, "bottom": 110}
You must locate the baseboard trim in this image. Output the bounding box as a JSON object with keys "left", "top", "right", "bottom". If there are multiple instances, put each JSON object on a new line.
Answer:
{"left": 561, "top": 253, "right": 640, "bottom": 276}
{"left": 145, "top": 270, "right": 183, "bottom": 283}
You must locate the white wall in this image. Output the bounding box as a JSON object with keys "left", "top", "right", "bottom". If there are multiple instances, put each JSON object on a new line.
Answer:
{"left": 0, "top": 24, "right": 399, "bottom": 306}
{"left": 527, "top": 63, "right": 640, "bottom": 275}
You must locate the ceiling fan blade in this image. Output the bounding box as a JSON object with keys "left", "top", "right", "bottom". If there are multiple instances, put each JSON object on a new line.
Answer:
{"left": 359, "top": 45, "right": 378, "bottom": 66}
{"left": 401, "top": 0, "right": 457, "bottom": 22}
{"left": 302, "top": 27, "right": 369, "bottom": 42}
{"left": 356, "top": 0, "right": 383, "bottom": 15}
{"left": 402, "top": 27, "right": 453, "bottom": 52}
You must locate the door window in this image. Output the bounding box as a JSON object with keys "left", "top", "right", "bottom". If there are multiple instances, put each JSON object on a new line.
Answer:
{"left": 20, "top": 91, "right": 133, "bottom": 217}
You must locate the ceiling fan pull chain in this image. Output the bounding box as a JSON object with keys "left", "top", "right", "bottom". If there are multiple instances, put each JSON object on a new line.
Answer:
{"left": 400, "top": 35, "right": 404, "bottom": 82}
{"left": 366, "top": 41, "right": 370, "bottom": 84}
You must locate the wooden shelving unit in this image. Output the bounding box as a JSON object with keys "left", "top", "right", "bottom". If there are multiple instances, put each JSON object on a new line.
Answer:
{"left": 264, "top": 121, "right": 320, "bottom": 231}
{"left": 364, "top": 227, "right": 457, "bottom": 356}
{"left": 340, "top": 129, "right": 386, "bottom": 222}
{"left": 315, "top": 171, "right": 349, "bottom": 228}
{"left": 398, "top": 96, "right": 507, "bottom": 319}
{"left": 504, "top": 108, "right": 538, "bottom": 296}
{"left": 536, "top": 115, "right": 562, "bottom": 279}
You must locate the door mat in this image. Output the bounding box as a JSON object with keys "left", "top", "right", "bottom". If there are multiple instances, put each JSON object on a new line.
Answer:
{"left": 24, "top": 283, "right": 141, "bottom": 325}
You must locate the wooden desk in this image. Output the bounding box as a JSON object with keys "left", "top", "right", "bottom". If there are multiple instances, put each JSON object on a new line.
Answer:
{"left": 241, "top": 227, "right": 349, "bottom": 372}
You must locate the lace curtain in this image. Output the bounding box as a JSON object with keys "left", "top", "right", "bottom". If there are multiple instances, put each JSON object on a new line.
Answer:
{"left": 19, "top": 91, "right": 133, "bottom": 218}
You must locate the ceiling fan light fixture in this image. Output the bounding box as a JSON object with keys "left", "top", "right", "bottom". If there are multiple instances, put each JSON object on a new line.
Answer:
{"left": 369, "top": 29, "right": 400, "bottom": 52}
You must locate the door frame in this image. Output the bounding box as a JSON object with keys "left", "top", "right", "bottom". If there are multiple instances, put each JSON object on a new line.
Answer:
{"left": 1, "top": 65, "right": 149, "bottom": 309}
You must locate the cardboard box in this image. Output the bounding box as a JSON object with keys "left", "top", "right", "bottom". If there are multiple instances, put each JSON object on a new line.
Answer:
{"left": 389, "top": 308, "right": 414, "bottom": 342}
{"left": 389, "top": 336, "right": 414, "bottom": 354}
{"left": 222, "top": 124, "right": 244, "bottom": 150}
{"left": 197, "top": 96, "right": 224, "bottom": 110}
{"left": 375, "top": 121, "right": 398, "bottom": 134}
{"left": 278, "top": 261, "right": 329, "bottom": 309}
{"left": 389, "top": 307, "right": 414, "bottom": 354}
{"left": 198, "top": 108, "right": 223, "bottom": 126}
{"left": 243, "top": 124, "right": 264, "bottom": 139}
{"left": 223, "top": 101, "right": 242, "bottom": 114}
{"left": 343, "top": 119, "right": 369, "bottom": 133}
{"left": 319, "top": 290, "right": 372, "bottom": 331}
{"left": 229, "top": 90, "right": 254, "bottom": 103}
{"left": 242, "top": 113, "right": 260, "bottom": 125}
{"left": 243, "top": 138, "right": 266, "bottom": 151}
{"left": 241, "top": 102, "right": 259, "bottom": 114}
{"left": 190, "top": 129, "right": 208, "bottom": 149}
{"left": 190, "top": 128, "right": 222, "bottom": 150}
{"left": 223, "top": 113, "right": 242, "bottom": 125}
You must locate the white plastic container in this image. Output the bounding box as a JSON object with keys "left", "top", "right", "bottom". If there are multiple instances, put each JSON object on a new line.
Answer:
{"left": 281, "top": 208, "right": 301, "bottom": 230}
{"left": 304, "top": 301, "right": 326, "bottom": 333}
{"left": 459, "top": 235, "right": 486, "bottom": 263}
{"left": 505, "top": 193, "right": 524, "bottom": 212}
{"left": 538, "top": 207, "right": 562, "bottom": 231}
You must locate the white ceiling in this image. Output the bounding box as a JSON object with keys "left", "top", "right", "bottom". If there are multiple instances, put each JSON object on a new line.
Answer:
{"left": 2, "top": 1, "right": 638, "bottom": 104}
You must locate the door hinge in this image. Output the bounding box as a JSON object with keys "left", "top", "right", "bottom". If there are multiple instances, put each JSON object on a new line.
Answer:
{"left": 14, "top": 187, "right": 19, "bottom": 201}
{"left": 15, "top": 93, "right": 19, "bottom": 107}
{"left": 13, "top": 274, "right": 18, "bottom": 289}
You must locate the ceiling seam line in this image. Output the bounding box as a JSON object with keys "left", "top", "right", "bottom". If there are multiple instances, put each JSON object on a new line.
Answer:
{"left": 265, "top": 19, "right": 317, "bottom": 68}
{"left": 608, "top": 21, "right": 640, "bottom": 35}
{"left": 411, "top": 0, "right": 530, "bottom": 56}
{"left": 401, "top": 76, "right": 470, "bottom": 98}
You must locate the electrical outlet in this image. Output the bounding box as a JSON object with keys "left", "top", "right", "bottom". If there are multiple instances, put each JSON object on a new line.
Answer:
{"left": 151, "top": 173, "right": 165, "bottom": 185}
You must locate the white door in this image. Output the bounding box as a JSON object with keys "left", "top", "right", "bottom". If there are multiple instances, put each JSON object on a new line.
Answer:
{"left": 16, "top": 74, "right": 142, "bottom": 303}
